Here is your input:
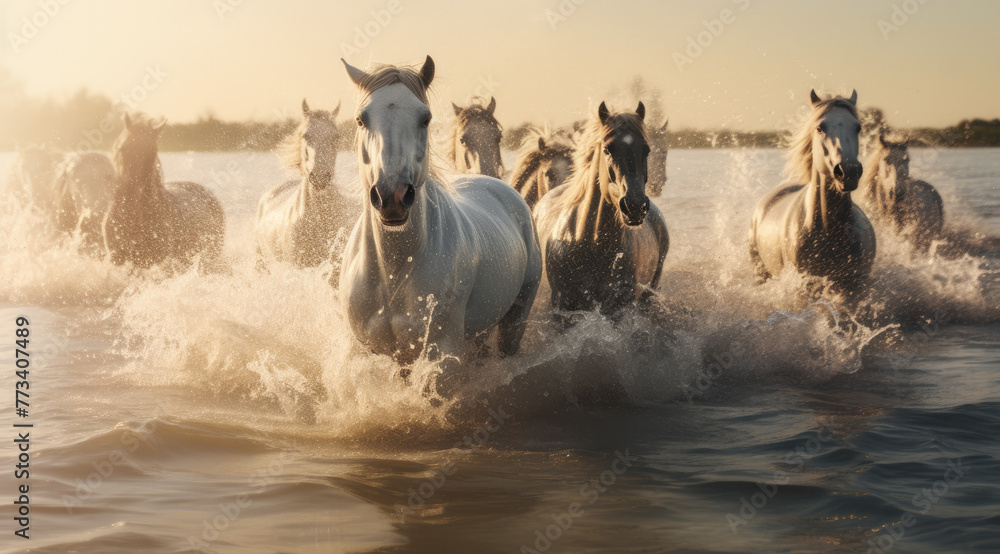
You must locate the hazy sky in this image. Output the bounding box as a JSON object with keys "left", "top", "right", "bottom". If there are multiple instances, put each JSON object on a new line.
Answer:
{"left": 1, "top": 0, "right": 997, "bottom": 129}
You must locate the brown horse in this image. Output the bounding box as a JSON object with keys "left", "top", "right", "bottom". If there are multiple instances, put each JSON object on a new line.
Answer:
{"left": 104, "top": 113, "right": 225, "bottom": 269}
{"left": 447, "top": 97, "right": 504, "bottom": 179}
{"left": 749, "top": 90, "right": 875, "bottom": 292}
{"left": 534, "top": 101, "right": 669, "bottom": 317}
{"left": 859, "top": 134, "right": 944, "bottom": 251}
{"left": 508, "top": 126, "right": 574, "bottom": 208}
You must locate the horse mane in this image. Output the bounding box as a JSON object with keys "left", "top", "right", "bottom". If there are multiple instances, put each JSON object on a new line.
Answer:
{"left": 554, "top": 110, "right": 648, "bottom": 240}
{"left": 508, "top": 126, "right": 574, "bottom": 192}
{"left": 276, "top": 109, "right": 338, "bottom": 173}
{"left": 446, "top": 97, "right": 503, "bottom": 165}
{"left": 351, "top": 62, "right": 449, "bottom": 192}
{"left": 112, "top": 112, "right": 164, "bottom": 192}
{"left": 784, "top": 95, "right": 859, "bottom": 184}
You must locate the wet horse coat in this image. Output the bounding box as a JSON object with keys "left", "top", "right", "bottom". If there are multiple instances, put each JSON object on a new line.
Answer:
{"left": 533, "top": 102, "right": 669, "bottom": 317}
{"left": 338, "top": 57, "right": 541, "bottom": 364}
{"left": 749, "top": 90, "right": 875, "bottom": 292}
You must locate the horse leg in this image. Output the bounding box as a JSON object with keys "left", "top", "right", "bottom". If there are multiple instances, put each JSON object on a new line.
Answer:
{"left": 497, "top": 273, "right": 541, "bottom": 357}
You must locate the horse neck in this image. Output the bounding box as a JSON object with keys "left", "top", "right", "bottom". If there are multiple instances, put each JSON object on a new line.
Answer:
{"left": 804, "top": 169, "right": 853, "bottom": 232}
{"left": 116, "top": 154, "right": 166, "bottom": 205}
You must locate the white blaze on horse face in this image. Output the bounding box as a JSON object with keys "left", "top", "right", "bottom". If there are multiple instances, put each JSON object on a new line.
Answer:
{"left": 812, "top": 107, "right": 861, "bottom": 181}
{"left": 357, "top": 82, "right": 431, "bottom": 191}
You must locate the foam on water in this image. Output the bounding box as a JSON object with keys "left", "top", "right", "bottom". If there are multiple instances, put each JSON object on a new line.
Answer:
{"left": 2, "top": 149, "right": 997, "bottom": 449}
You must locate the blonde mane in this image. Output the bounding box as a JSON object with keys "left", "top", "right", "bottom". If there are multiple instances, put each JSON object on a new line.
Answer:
{"left": 509, "top": 126, "right": 573, "bottom": 193}
{"left": 554, "top": 110, "right": 648, "bottom": 240}
{"left": 784, "top": 96, "right": 859, "bottom": 184}
{"left": 351, "top": 63, "right": 449, "bottom": 192}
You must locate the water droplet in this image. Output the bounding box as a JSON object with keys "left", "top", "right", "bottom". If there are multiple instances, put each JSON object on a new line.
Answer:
{"left": 407, "top": 256, "right": 413, "bottom": 262}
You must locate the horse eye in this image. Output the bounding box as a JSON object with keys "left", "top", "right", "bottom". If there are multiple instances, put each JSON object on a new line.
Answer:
{"left": 816, "top": 125, "right": 825, "bottom": 134}
{"left": 602, "top": 147, "right": 610, "bottom": 156}
{"left": 355, "top": 116, "right": 364, "bottom": 128}
{"left": 421, "top": 114, "right": 432, "bottom": 127}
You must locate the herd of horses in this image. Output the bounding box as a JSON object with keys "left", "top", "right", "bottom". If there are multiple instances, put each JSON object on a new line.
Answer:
{"left": 4, "top": 56, "right": 945, "bottom": 367}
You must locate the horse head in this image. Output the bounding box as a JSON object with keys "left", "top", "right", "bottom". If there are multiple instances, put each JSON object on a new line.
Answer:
{"left": 597, "top": 100, "right": 651, "bottom": 226}
{"left": 874, "top": 133, "right": 911, "bottom": 204}
{"left": 342, "top": 56, "right": 435, "bottom": 228}
{"left": 451, "top": 96, "right": 504, "bottom": 179}
{"left": 299, "top": 98, "right": 340, "bottom": 189}
{"left": 809, "top": 89, "right": 863, "bottom": 193}
{"left": 113, "top": 113, "right": 166, "bottom": 186}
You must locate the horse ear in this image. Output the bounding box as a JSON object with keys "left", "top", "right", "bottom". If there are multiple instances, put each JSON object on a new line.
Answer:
{"left": 123, "top": 112, "right": 133, "bottom": 129}
{"left": 487, "top": 96, "right": 496, "bottom": 115}
{"left": 302, "top": 99, "right": 310, "bottom": 116}
{"left": 848, "top": 89, "right": 858, "bottom": 105}
{"left": 152, "top": 119, "right": 167, "bottom": 133}
{"left": 419, "top": 55, "right": 435, "bottom": 88}
{"left": 341, "top": 58, "right": 368, "bottom": 87}
{"left": 636, "top": 101, "right": 645, "bottom": 121}
{"left": 331, "top": 100, "right": 340, "bottom": 119}
{"left": 879, "top": 133, "right": 889, "bottom": 147}
{"left": 660, "top": 118, "right": 669, "bottom": 133}
{"left": 598, "top": 101, "right": 610, "bottom": 125}
{"left": 452, "top": 102, "right": 463, "bottom": 116}
{"left": 810, "top": 89, "right": 822, "bottom": 106}
{"left": 538, "top": 137, "right": 546, "bottom": 151}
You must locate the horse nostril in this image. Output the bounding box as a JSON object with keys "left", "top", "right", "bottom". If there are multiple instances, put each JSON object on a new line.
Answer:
{"left": 833, "top": 164, "right": 845, "bottom": 181}
{"left": 402, "top": 184, "right": 415, "bottom": 207}
{"left": 369, "top": 186, "right": 382, "bottom": 209}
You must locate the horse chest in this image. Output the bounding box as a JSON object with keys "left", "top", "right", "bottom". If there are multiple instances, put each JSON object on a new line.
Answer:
{"left": 546, "top": 236, "right": 638, "bottom": 311}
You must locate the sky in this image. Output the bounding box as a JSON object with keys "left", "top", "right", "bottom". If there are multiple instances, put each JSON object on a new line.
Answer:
{"left": 0, "top": 0, "right": 997, "bottom": 130}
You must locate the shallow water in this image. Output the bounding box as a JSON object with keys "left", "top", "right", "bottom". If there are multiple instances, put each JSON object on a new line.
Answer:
{"left": 0, "top": 148, "right": 998, "bottom": 553}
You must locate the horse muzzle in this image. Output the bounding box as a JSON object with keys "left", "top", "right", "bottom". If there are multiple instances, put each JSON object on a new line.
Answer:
{"left": 370, "top": 182, "right": 416, "bottom": 227}
{"left": 833, "top": 161, "right": 863, "bottom": 192}
{"left": 619, "top": 196, "right": 650, "bottom": 226}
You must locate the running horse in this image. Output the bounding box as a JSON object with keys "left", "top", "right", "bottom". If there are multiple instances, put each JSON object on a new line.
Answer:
{"left": 533, "top": 101, "right": 669, "bottom": 317}
{"left": 749, "top": 90, "right": 875, "bottom": 292}
{"left": 859, "top": 133, "right": 944, "bottom": 251}
{"left": 338, "top": 56, "right": 541, "bottom": 366}
{"left": 447, "top": 97, "right": 504, "bottom": 179}
{"left": 256, "top": 99, "right": 356, "bottom": 267}
{"left": 104, "top": 113, "right": 225, "bottom": 269}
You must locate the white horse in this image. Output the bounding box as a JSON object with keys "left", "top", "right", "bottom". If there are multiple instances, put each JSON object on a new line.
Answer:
{"left": 859, "top": 133, "right": 944, "bottom": 251}
{"left": 52, "top": 152, "right": 116, "bottom": 254}
{"left": 256, "top": 99, "right": 356, "bottom": 267}
{"left": 338, "top": 56, "right": 542, "bottom": 366}
{"left": 749, "top": 90, "right": 876, "bottom": 292}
